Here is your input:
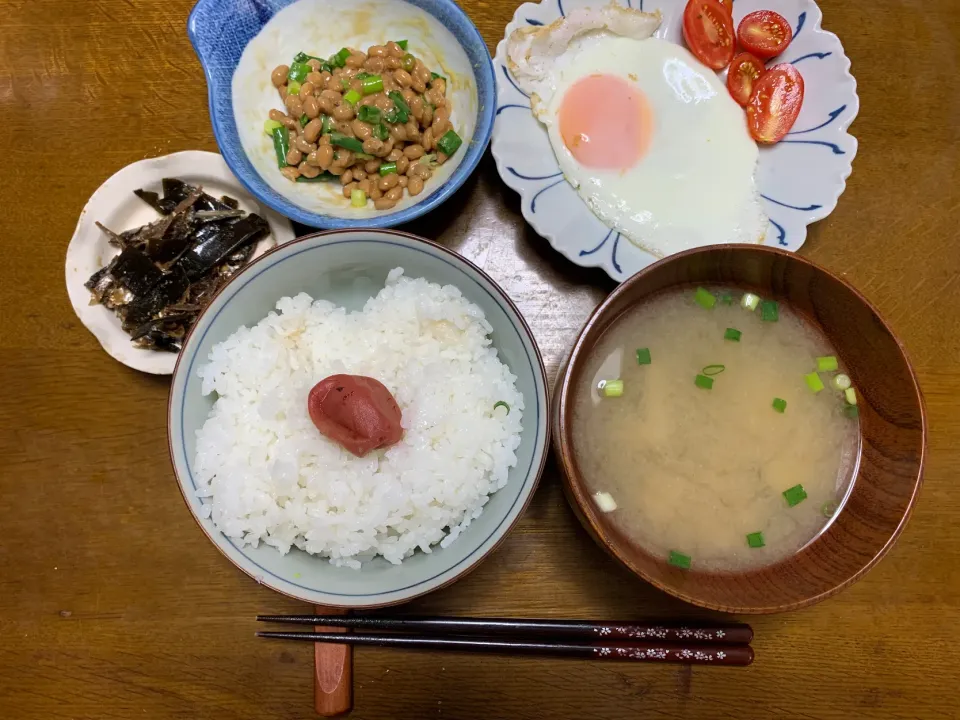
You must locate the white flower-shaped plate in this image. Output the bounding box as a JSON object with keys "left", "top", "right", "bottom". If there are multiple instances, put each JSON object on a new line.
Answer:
{"left": 65, "top": 150, "right": 295, "bottom": 375}
{"left": 491, "top": 0, "right": 859, "bottom": 281}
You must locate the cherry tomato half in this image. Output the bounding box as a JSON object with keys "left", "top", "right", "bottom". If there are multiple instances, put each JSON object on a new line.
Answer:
{"left": 738, "top": 10, "right": 793, "bottom": 60}
{"left": 716, "top": 0, "right": 733, "bottom": 13}
{"left": 682, "top": 0, "right": 736, "bottom": 70}
{"left": 747, "top": 64, "right": 804, "bottom": 143}
{"left": 727, "top": 52, "right": 766, "bottom": 107}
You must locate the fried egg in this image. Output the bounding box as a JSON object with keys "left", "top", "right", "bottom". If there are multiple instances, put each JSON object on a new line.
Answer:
{"left": 507, "top": 5, "right": 766, "bottom": 257}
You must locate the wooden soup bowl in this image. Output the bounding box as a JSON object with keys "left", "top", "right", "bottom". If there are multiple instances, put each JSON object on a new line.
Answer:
{"left": 553, "top": 245, "right": 926, "bottom": 613}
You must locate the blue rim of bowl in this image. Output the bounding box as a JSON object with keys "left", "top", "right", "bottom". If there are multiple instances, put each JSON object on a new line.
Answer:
{"left": 167, "top": 229, "right": 550, "bottom": 607}
{"left": 186, "top": 0, "right": 496, "bottom": 229}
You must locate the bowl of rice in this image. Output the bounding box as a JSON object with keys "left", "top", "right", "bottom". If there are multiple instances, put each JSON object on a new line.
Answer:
{"left": 167, "top": 230, "right": 549, "bottom": 607}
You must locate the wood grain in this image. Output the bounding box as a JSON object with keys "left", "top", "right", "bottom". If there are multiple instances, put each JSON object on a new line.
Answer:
{"left": 0, "top": 0, "right": 958, "bottom": 718}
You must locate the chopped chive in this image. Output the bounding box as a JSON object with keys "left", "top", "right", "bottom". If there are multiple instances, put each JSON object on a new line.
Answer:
{"left": 668, "top": 551, "right": 691, "bottom": 570}
{"left": 300, "top": 113, "right": 309, "bottom": 127}
{"left": 287, "top": 61, "right": 311, "bottom": 83}
{"left": 594, "top": 491, "right": 617, "bottom": 513}
{"left": 354, "top": 152, "right": 374, "bottom": 160}
{"left": 350, "top": 188, "right": 367, "bottom": 207}
{"left": 694, "top": 374, "right": 714, "bottom": 390}
{"left": 329, "top": 132, "right": 364, "bottom": 153}
{"left": 844, "top": 404, "right": 860, "bottom": 418}
{"left": 821, "top": 501, "right": 837, "bottom": 518}
{"left": 401, "top": 53, "right": 416, "bottom": 72}
{"left": 360, "top": 74, "right": 383, "bottom": 95}
{"left": 332, "top": 47, "right": 351, "bottom": 67}
{"left": 816, "top": 355, "right": 839, "bottom": 372}
{"left": 760, "top": 300, "right": 779, "bottom": 322}
{"left": 746, "top": 531, "right": 765, "bottom": 548}
{"left": 701, "top": 364, "right": 725, "bottom": 376}
{"left": 343, "top": 88, "right": 362, "bottom": 105}
{"left": 741, "top": 293, "right": 760, "bottom": 311}
{"left": 321, "top": 115, "right": 335, "bottom": 134}
{"left": 387, "top": 91, "right": 411, "bottom": 122}
{"left": 396, "top": 39, "right": 408, "bottom": 50}
{"left": 783, "top": 484, "right": 808, "bottom": 507}
{"left": 601, "top": 380, "right": 624, "bottom": 398}
{"left": 357, "top": 105, "right": 381, "bottom": 124}
{"left": 271, "top": 126, "right": 289, "bottom": 169}
{"left": 719, "top": 292, "right": 734, "bottom": 305}
{"left": 832, "top": 373, "right": 852, "bottom": 391}
{"left": 635, "top": 347, "right": 651, "bottom": 365}
{"left": 295, "top": 173, "right": 335, "bottom": 182}
{"left": 724, "top": 328, "right": 742, "bottom": 342}
{"left": 286, "top": 79, "right": 301, "bottom": 96}
{"left": 373, "top": 122, "right": 389, "bottom": 141}
{"left": 263, "top": 118, "right": 283, "bottom": 135}
{"left": 772, "top": 397, "right": 787, "bottom": 413}
{"left": 844, "top": 387, "right": 857, "bottom": 406}
{"left": 293, "top": 52, "right": 323, "bottom": 64}
{"left": 805, "top": 372, "right": 824, "bottom": 393}
{"left": 356, "top": 71, "right": 372, "bottom": 80}
{"left": 436, "top": 129, "right": 463, "bottom": 156}
{"left": 379, "top": 161, "right": 398, "bottom": 176}
{"left": 431, "top": 71, "right": 445, "bottom": 81}
{"left": 694, "top": 287, "right": 716, "bottom": 309}
{"left": 493, "top": 400, "right": 510, "bottom": 414}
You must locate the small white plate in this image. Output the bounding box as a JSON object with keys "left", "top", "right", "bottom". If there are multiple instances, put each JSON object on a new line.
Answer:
{"left": 65, "top": 150, "right": 295, "bottom": 375}
{"left": 491, "top": 0, "right": 859, "bottom": 282}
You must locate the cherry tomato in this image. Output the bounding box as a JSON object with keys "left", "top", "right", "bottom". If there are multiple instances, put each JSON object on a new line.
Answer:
{"left": 682, "top": 0, "right": 736, "bottom": 70}
{"left": 747, "top": 64, "right": 804, "bottom": 143}
{"left": 738, "top": 10, "right": 793, "bottom": 60}
{"left": 727, "top": 52, "right": 766, "bottom": 107}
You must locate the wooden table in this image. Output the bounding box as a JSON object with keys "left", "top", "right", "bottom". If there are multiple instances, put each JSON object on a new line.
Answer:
{"left": 2, "top": 0, "right": 958, "bottom": 717}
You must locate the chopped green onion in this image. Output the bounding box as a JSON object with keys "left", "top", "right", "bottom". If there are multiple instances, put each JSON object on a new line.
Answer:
{"left": 300, "top": 113, "right": 309, "bottom": 127}
{"left": 600, "top": 379, "right": 624, "bottom": 398}
{"left": 493, "top": 400, "right": 510, "bottom": 414}
{"left": 396, "top": 39, "right": 408, "bottom": 50}
{"left": 361, "top": 74, "right": 383, "bottom": 95}
{"left": 350, "top": 188, "right": 367, "bottom": 207}
{"left": 354, "top": 152, "right": 374, "bottom": 160}
{"left": 668, "top": 551, "right": 691, "bottom": 570}
{"left": 263, "top": 119, "right": 283, "bottom": 135}
{"left": 356, "top": 71, "right": 372, "bottom": 80}
{"left": 401, "top": 53, "right": 416, "bottom": 72}
{"left": 271, "top": 126, "right": 289, "bottom": 169}
{"left": 816, "top": 355, "right": 839, "bottom": 372}
{"left": 635, "top": 347, "right": 651, "bottom": 365}
{"left": 805, "top": 372, "right": 824, "bottom": 393}
{"left": 694, "top": 374, "right": 714, "bottom": 390}
{"left": 295, "top": 173, "right": 336, "bottom": 182}
{"left": 420, "top": 153, "right": 438, "bottom": 166}
{"left": 719, "top": 292, "right": 734, "bottom": 305}
{"left": 293, "top": 52, "right": 320, "bottom": 64}
{"left": 594, "top": 492, "right": 617, "bottom": 513}
{"left": 287, "top": 62, "right": 311, "bottom": 83}
{"left": 772, "top": 397, "right": 787, "bottom": 413}
{"left": 741, "top": 293, "right": 760, "bottom": 311}
{"left": 386, "top": 91, "right": 411, "bottom": 123}
{"left": 357, "top": 105, "right": 382, "bottom": 124}
{"left": 431, "top": 71, "right": 445, "bottom": 81}
{"left": 286, "top": 79, "right": 302, "bottom": 96}
{"left": 746, "top": 531, "right": 765, "bottom": 548}
{"left": 844, "top": 405, "right": 860, "bottom": 419}
{"left": 373, "top": 123, "right": 389, "bottom": 141}
{"left": 436, "top": 129, "right": 463, "bottom": 156}
{"left": 821, "top": 501, "right": 837, "bottom": 518}
{"left": 340, "top": 77, "right": 350, "bottom": 90}
{"left": 694, "top": 286, "right": 716, "bottom": 309}
{"left": 701, "top": 364, "right": 725, "bottom": 376}
{"left": 783, "top": 484, "right": 808, "bottom": 507}
{"left": 329, "top": 132, "right": 364, "bottom": 153}
{"left": 331, "top": 47, "right": 351, "bottom": 68}
{"left": 321, "top": 115, "right": 335, "bottom": 134}
{"left": 724, "top": 328, "right": 741, "bottom": 342}
{"left": 760, "top": 300, "right": 779, "bottom": 322}
{"left": 844, "top": 387, "right": 857, "bottom": 405}
{"left": 343, "top": 88, "right": 362, "bottom": 105}
{"left": 379, "top": 161, "right": 398, "bottom": 176}
{"left": 832, "top": 373, "right": 852, "bottom": 391}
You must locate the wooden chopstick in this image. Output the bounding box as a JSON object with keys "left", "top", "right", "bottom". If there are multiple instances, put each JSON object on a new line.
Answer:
{"left": 256, "top": 615, "right": 752, "bottom": 645}
{"left": 256, "top": 631, "right": 754, "bottom": 666}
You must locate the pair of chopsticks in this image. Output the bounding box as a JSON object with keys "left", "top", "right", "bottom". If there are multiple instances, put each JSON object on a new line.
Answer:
{"left": 257, "top": 615, "right": 754, "bottom": 665}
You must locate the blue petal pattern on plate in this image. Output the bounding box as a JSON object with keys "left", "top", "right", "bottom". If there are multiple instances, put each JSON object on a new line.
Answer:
{"left": 491, "top": 0, "right": 859, "bottom": 282}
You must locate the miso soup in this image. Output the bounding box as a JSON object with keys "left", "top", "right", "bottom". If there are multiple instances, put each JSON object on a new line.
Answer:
{"left": 572, "top": 287, "right": 861, "bottom": 572}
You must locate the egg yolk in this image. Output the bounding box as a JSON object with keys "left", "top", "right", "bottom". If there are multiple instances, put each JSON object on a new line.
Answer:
{"left": 559, "top": 74, "right": 653, "bottom": 170}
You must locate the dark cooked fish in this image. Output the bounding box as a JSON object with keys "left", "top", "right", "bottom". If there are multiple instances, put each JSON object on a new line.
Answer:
{"left": 135, "top": 178, "right": 237, "bottom": 215}
{"left": 173, "top": 213, "right": 270, "bottom": 280}
{"left": 120, "top": 265, "right": 189, "bottom": 329}
{"left": 110, "top": 247, "right": 163, "bottom": 296}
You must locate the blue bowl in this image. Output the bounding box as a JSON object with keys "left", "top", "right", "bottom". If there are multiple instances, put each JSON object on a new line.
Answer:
{"left": 188, "top": 0, "right": 495, "bottom": 228}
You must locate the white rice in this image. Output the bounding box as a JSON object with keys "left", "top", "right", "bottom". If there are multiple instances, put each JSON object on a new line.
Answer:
{"left": 193, "top": 268, "right": 524, "bottom": 568}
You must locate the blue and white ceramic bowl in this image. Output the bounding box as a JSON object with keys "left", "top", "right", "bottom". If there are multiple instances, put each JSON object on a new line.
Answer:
{"left": 188, "top": 0, "right": 495, "bottom": 229}
{"left": 168, "top": 230, "right": 550, "bottom": 607}
{"left": 491, "top": 0, "right": 859, "bottom": 282}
